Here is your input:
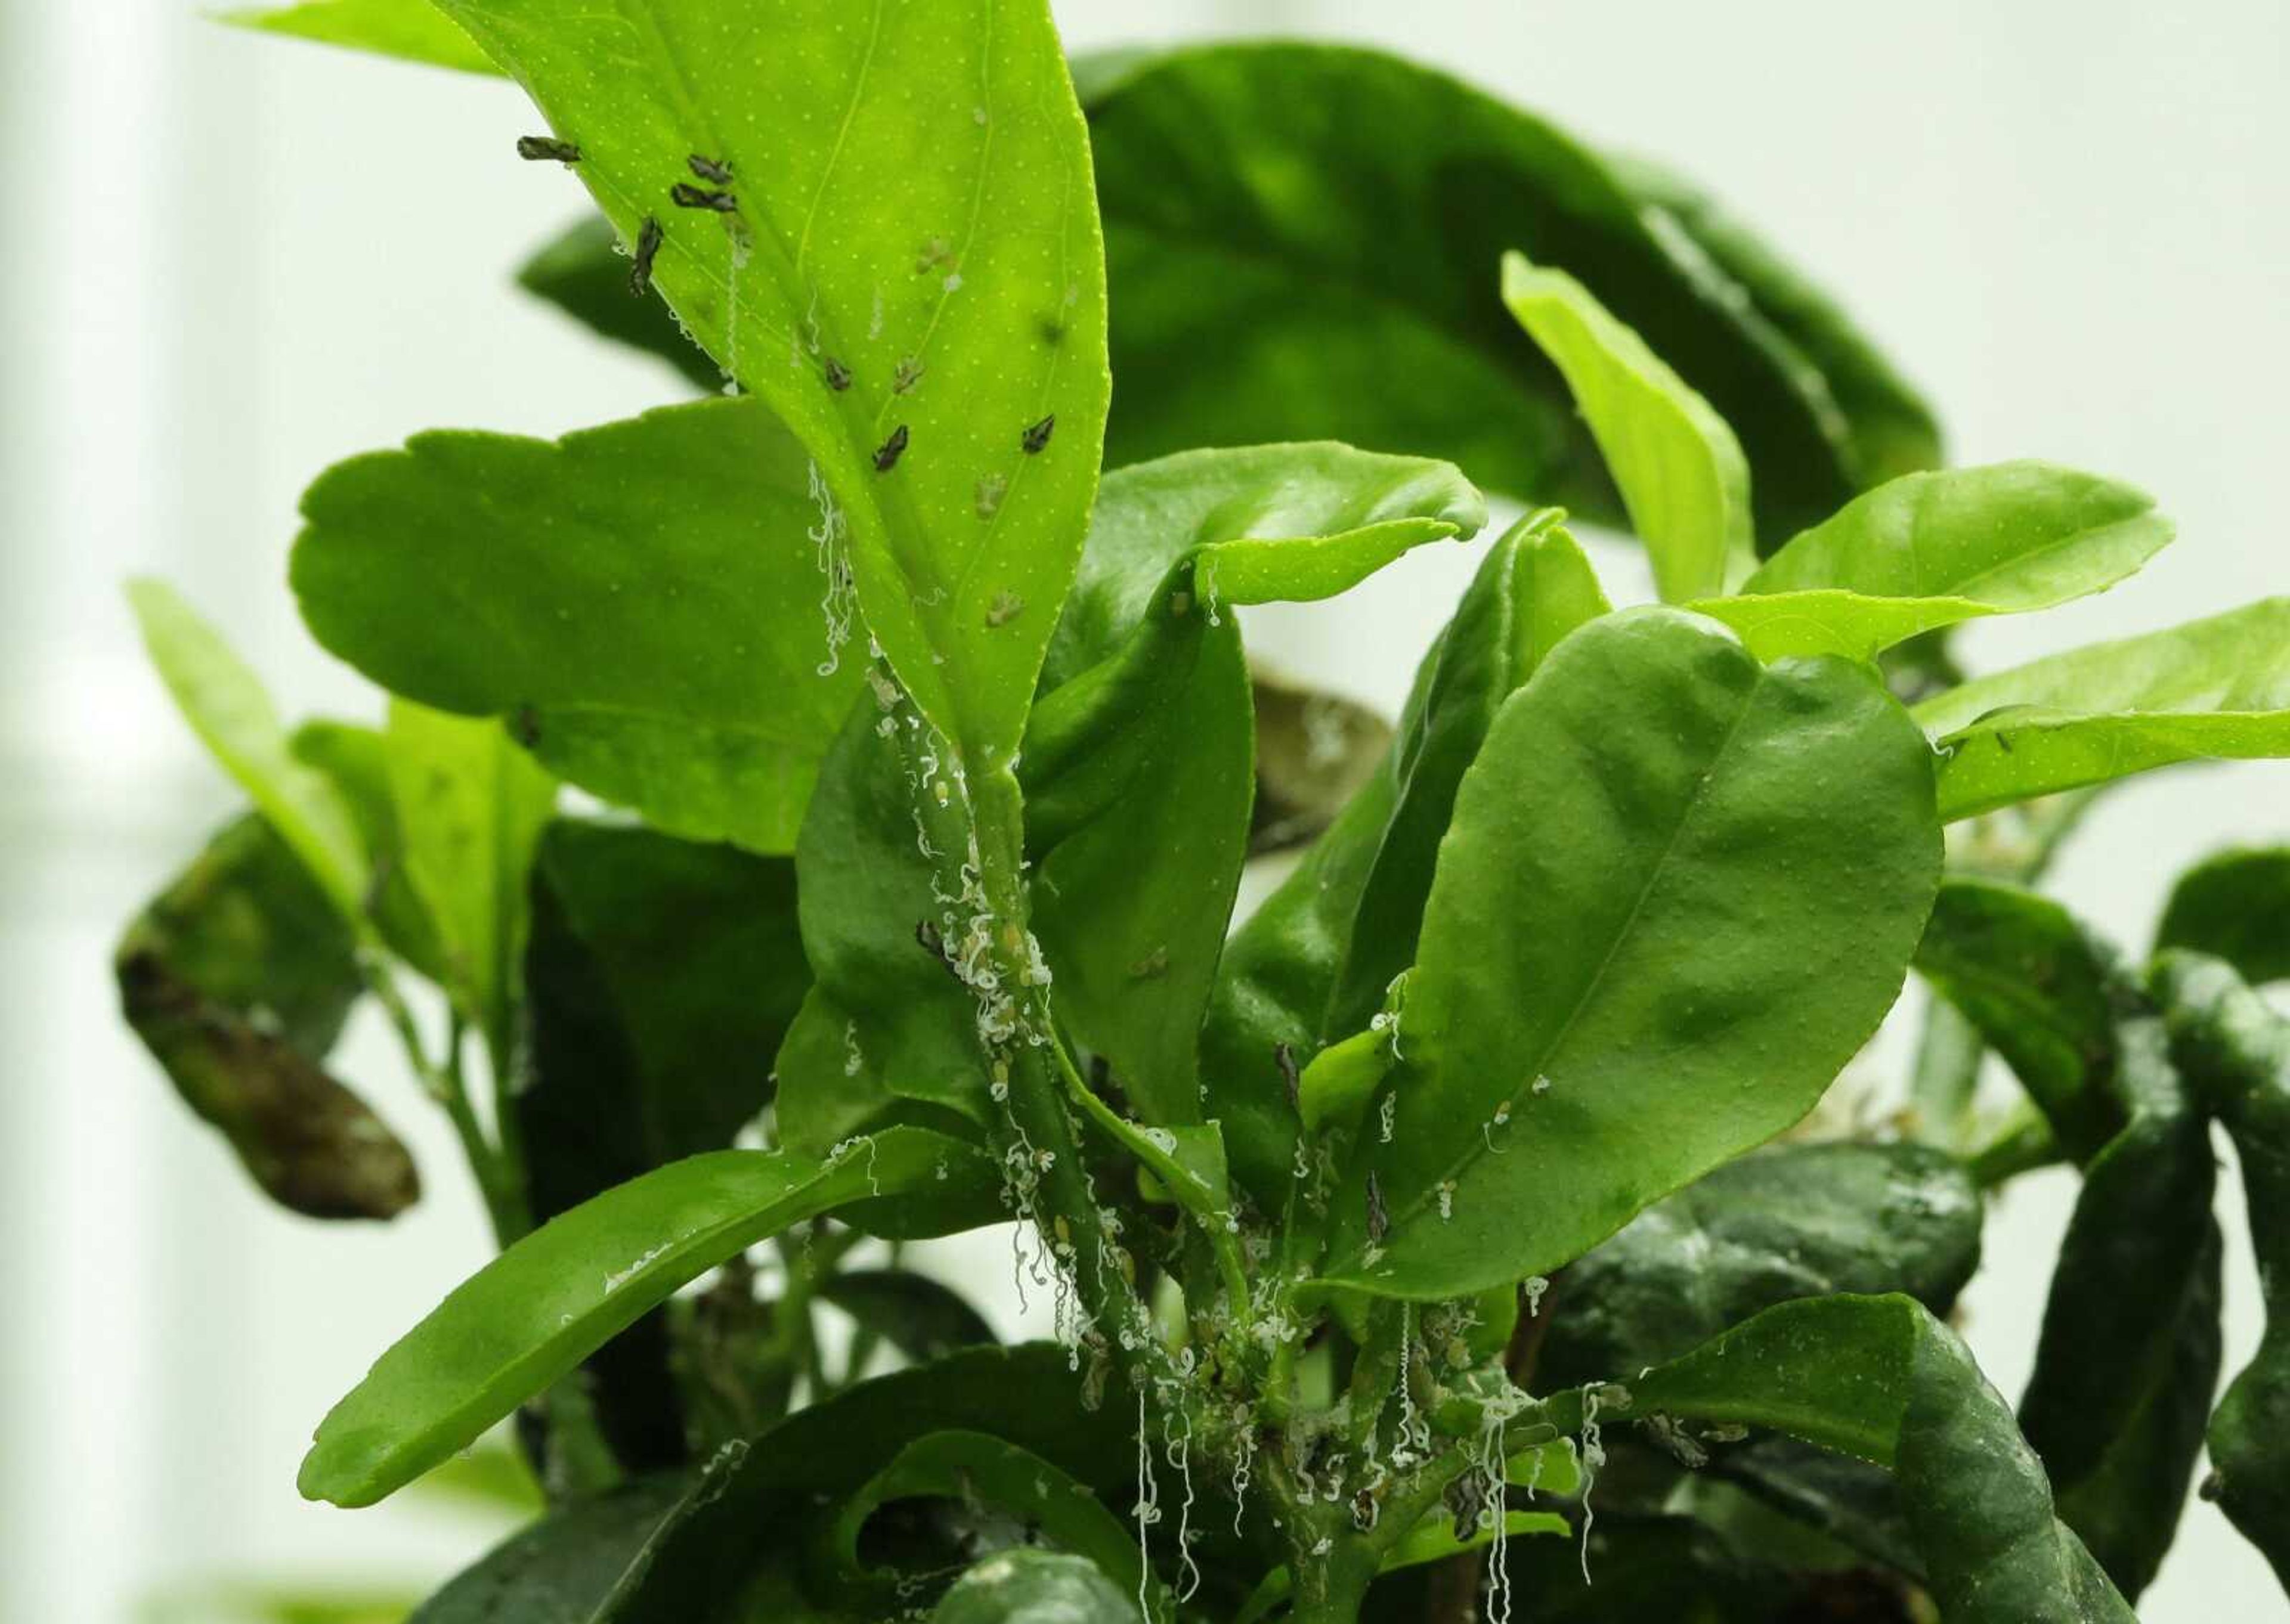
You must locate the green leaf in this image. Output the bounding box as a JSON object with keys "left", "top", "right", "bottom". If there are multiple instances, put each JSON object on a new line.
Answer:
{"left": 597, "top": 1346, "right": 1144, "bottom": 1623}
{"left": 298, "top": 1128, "right": 995, "bottom": 1507}
{"left": 831, "top": 1432, "right": 1156, "bottom": 1620}
{"left": 1200, "top": 515, "right": 1607, "bottom": 1208}
{"left": 2149, "top": 952, "right": 2290, "bottom": 1592}
{"left": 929, "top": 1551, "right": 1140, "bottom": 1624}
{"left": 129, "top": 579, "right": 371, "bottom": 920}
{"left": 1697, "top": 462, "right": 2171, "bottom": 661}
{"left": 817, "top": 1269, "right": 996, "bottom": 1364}
{"left": 1040, "top": 443, "right": 1486, "bottom": 689}
{"left": 1912, "top": 599, "right": 2290, "bottom": 819}
{"left": 1234, "top": 1511, "right": 1568, "bottom": 1624}
{"left": 1628, "top": 1294, "right": 2135, "bottom": 1622}
{"left": 219, "top": 0, "right": 498, "bottom": 75}
{"left": 1501, "top": 253, "right": 1753, "bottom": 602}
{"left": 1080, "top": 42, "right": 1932, "bottom": 546}
{"left": 1537, "top": 1141, "right": 1982, "bottom": 1391}
{"left": 116, "top": 814, "right": 419, "bottom": 1220}
{"left": 2157, "top": 845, "right": 2290, "bottom": 986}
{"left": 1493, "top": 1515, "right": 1789, "bottom": 1622}
{"left": 1913, "top": 878, "right": 2128, "bottom": 1160}
{"left": 290, "top": 400, "right": 859, "bottom": 853}
{"left": 383, "top": 701, "right": 556, "bottom": 1070}
{"left": 410, "top": 1476, "right": 685, "bottom": 1624}
{"left": 289, "top": 720, "right": 451, "bottom": 983}
{"left": 516, "top": 216, "right": 718, "bottom": 389}
{"left": 1320, "top": 610, "right": 1940, "bottom": 1299}
{"left": 428, "top": 0, "right": 1111, "bottom": 773}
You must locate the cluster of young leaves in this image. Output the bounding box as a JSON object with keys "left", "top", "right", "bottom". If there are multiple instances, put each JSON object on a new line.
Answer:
{"left": 113, "top": 3, "right": 2290, "bottom": 1622}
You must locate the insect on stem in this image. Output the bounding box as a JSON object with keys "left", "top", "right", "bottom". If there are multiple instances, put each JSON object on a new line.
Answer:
{"left": 515, "top": 135, "right": 581, "bottom": 165}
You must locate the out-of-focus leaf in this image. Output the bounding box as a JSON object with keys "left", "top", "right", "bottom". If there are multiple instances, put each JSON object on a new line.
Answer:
{"left": 116, "top": 814, "right": 417, "bottom": 1220}
{"left": 290, "top": 401, "right": 855, "bottom": 854}
{"left": 1912, "top": 878, "right": 2128, "bottom": 1160}
{"left": 515, "top": 216, "right": 717, "bottom": 389}
{"left": 1627, "top": 1294, "right": 2134, "bottom": 1621}
{"left": 1202, "top": 515, "right": 1607, "bottom": 1208}
{"left": 382, "top": 701, "right": 556, "bottom": 1069}
{"left": 1537, "top": 1141, "right": 1981, "bottom": 1390}
{"left": 410, "top": 1476, "right": 685, "bottom": 1624}
{"left": 1709, "top": 1437, "right": 1923, "bottom": 1579}
{"left": 429, "top": 0, "right": 1109, "bottom": 774}
{"left": 1080, "top": 42, "right": 1932, "bottom": 546}
{"left": 1698, "top": 462, "right": 2171, "bottom": 661}
{"left": 289, "top": 720, "right": 449, "bottom": 983}
{"left": 298, "top": 1129, "right": 997, "bottom": 1508}
{"left": 1501, "top": 253, "right": 1752, "bottom": 602}
{"left": 129, "top": 579, "right": 370, "bottom": 918}
{"left": 218, "top": 0, "right": 497, "bottom": 75}
{"left": 1248, "top": 673, "right": 1390, "bottom": 856}
{"left": 1913, "top": 599, "right": 2290, "bottom": 819}
{"left": 818, "top": 1269, "right": 996, "bottom": 1365}
{"left": 1320, "top": 610, "right": 1939, "bottom": 1300}
{"left": 2149, "top": 952, "right": 2290, "bottom": 1591}
{"left": 929, "top": 1550, "right": 1140, "bottom": 1624}
{"left": 2157, "top": 845, "right": 2290, "bottom": 987}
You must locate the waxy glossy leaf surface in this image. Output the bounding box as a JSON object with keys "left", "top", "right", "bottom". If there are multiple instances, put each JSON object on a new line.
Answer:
{"left": 299, "top": 1128, "right": 995, "bottom": 1507}
{"left": 1914, "top": 599, "right": 2290, "bottom": 819}
{"left": 1701, "top": 462, "right": 2170, "bottom": 661}
{"left": 2157, "top": 845, "right": 2290, "bottom": 987}
{"left": 1322, "top": 610, "right": 1940, "bottom": 1298}
{"left": 1501, "top": 253, "right": 1752, "bottom": 602}
{"left": 292, "top": 401, "right": 855, "bottom": 853}
{"left": 428, "top": 0, "right": 1112, "bottom": 771}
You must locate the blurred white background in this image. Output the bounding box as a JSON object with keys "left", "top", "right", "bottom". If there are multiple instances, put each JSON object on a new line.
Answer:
{"left": 4, "top": 1, "right": 2286, "bottom": 1617}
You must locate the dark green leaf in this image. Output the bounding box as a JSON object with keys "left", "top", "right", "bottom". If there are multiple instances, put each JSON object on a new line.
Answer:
{"left": 1321, "top": 610, "right": 1940, "bottom": 1299}
{"left": 1537, "top": 1141, "right": 1982, "bottom": 1391}
{"left": 1501, "top": 253, "right": 1752, "bottom": 602}
{"left": 929, "top": 1550, "right": 1140, "bottom": 1624}
{"left": 115, "top": 814, "right": 417, "bottom": 1220}
{"left": 1707, "top": 1437, "right": 1924, "bottom": 1580}
{"left": 1913, "top": 599, "right": 2290, "bottom": 819}
{"left": 219, "top": 0, "right": 497, "bottom": 75}
{"left": 1700, "top": 461, "right": 2171, "bottom": 662}
{"left": 290, "top": 401, "right": 856, "bottom": 854}
{"left": 2149, "top": 952, "right": 2290, "bottom": 1592}
{"left": 1491, "top": 1514, "right": 1791, "bottom": 1622}
{"left": 1629, "top": 1294, "right": 2134, "bottom": 1622}
{"left": 818, "top": 1269, "right": 996, "bottom": 1364}
{"left": 411, "top": 1476, "right": 685, "bottom": 1624}
{"left": 1080, "top": 42, "right": 1932, "bottom": 546}
{"left": 429, "top": 0, "right": 1110, "bottom": 771}
{"left": 516, "top": 215, "right": 717, "bottom": 389}
{"left": 2156, "top": 845, "right": 2290, "bottom": 987}
{"left": 298, "top": 1129, "right": 997, "bottom": 1507}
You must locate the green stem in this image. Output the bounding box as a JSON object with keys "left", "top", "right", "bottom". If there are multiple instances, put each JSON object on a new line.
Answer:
{"left": 360, "top": 955, "right": 525, "bottom": 1245}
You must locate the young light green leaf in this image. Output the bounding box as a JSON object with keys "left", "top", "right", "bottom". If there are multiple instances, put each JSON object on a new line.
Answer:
{"left": 290, "top": 401, "right": 859, "bottom": 854}
{"left": 1233, "top": 1512, "right": 1568, "bottom": 1624}
{"left": 1081, "top": 43, "right": 1929, "bottom": 545}
{"left": 129, "top": 579, "right": 371, "bottom": 919}
{"left": 1200, "top": 516, "right": 1607, "bottom": 1208}
{"left": 1629, "top": 1294, "right": 2136, "bottom": 1622}
{"left": 298, "top": 1128, "right": 995, "bottom": 1508}
{"left": 383, "top": 700, "right": 557, "bottom": 1071}
{"left": 1537, "top": 1142, "right": 1982, "bottom": 1391}
{"left": 428, "top": 0, "right": 1111, "bottom": 774}
{"left": 116, "top": 814, "right": 418, "bottom": 1220}
{"left": 2157, "top": 845, "right": 2290, "bottom": 987}
{"left": 1913, "top": 599, "right": 2290, "bottom": 819}
{"left": 1321, "top": 610, "right": 1940, "bottom": 1300}
{"left": 1697, "top": 463, "right": 2171, "bottom": 661}
{"left": 290, "top": 720, "right": 451, "bottom": 983}
{"left": 1501, "top": 253, "right": 1753, "bottom": 602}
{"left": 219, "top": 0, "right": 498, "bottom": 75}
{"left": 930, "top": 1551, "right": 1141, "bottom": 1624}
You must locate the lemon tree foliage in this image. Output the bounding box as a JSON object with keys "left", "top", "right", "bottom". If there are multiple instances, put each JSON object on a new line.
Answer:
{"left": 112, "top": 7, "right": 2290, "bottom": 1622}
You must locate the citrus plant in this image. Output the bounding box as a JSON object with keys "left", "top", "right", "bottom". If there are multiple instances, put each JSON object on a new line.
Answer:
{"left": 120, "top": 4, "right": 2290, "bottom": 1620}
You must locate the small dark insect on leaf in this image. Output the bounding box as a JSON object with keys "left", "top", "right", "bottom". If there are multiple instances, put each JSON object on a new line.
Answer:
{"left": 1366, "top": 1170, "right": 1390, "bottom": 1243}
{"left": 511, "top": 703, "right": 543, "bottom": 748}
{"left": 1444, "top": 1469, "right": 1484, "bottom": 1542}
{"left": 686, "top": 153, "right": 733, "bottom": 185}
{"left": 1275, "top": 1042, "right": 1301, "bottom": 1111}
{"left": 1022, "top": 414, "right": 1056, "bottom": 455}
{"left": 1995, "top": 730, "right": 2014, "bottom": 753}
{"left": 629, "top": 217, "right": 664, "bottom": 297}
{"left": 874, "top": 425, "right": 910, "bottom": 473}
{"left": 916, "top": 919, "right": 961, "bottom": 981}
{"left": 822, "top": 356, "right": 853, "bottom": 392}
{"left": 515, "top": 135, "right": 581, "bottom": 165}
{"left": 670, "top": 182, "right": 738, "bottom": 213}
